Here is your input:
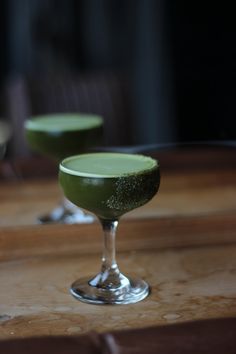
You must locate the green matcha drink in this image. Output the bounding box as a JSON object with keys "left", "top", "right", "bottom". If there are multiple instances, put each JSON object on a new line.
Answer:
{"left": 25, "top": 113, "right": 103, "bottom": 161}
{"left": 59, "top": 152, "right": 160, "bottom": 305}
{"left": 59, "top": 152, "right": 160, "bottom": 219}
{"left": 24, "top": 113, "right": 103, "bottom": 224}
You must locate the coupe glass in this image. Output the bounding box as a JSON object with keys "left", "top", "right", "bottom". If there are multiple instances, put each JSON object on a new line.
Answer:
{"left": 59, "top": 152, "right": 160, "bottom": 304}
{"left": 25, "top": 113, "right": 103, "bottom": 224}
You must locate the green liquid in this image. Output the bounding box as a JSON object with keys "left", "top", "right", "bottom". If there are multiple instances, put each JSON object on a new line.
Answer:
{"left": 25, "top": 114, "right": 103, "bottom": 160}
{"left": 59, "top": 153, "right": 160, "bottom": 219}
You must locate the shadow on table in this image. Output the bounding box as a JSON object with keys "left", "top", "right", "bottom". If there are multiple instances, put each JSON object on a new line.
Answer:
{"left": 0, "top": 317, "right": 236, "bottom": 354}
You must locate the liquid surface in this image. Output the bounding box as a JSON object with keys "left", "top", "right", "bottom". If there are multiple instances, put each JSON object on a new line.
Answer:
{"left": 25, "top": 114, "right": 103, "bottom": 132}
{"left": 60, "top": 153, "right": 158, "bottom": 178}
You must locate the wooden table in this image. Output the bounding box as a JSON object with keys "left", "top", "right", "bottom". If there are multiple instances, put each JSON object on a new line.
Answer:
{"left": 1, "top": 148, "right": 236, "bottom": 339}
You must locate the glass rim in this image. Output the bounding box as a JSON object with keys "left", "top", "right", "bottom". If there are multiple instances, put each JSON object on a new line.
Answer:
{"left": 59, "top": 152, "right": 159, "bottom": 179}
{"left": 24, "top": 113, "right": 103, "bottom": 132}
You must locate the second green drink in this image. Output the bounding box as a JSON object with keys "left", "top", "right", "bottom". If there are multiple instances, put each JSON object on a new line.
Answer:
{"left": 25, "top": 113, "right": 103, "bottom": 224}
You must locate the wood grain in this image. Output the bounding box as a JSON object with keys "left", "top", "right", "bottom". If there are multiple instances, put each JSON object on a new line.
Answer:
{"left": 1, "top": 149, "right": 236, "bottom": 339}
{"left": 1, "top": 214, "right": 236, "bottom": 339}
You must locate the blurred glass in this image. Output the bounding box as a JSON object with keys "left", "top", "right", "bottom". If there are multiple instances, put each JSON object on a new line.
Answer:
{"left": 24, "top": 113, "right": 104, "bottom": 224}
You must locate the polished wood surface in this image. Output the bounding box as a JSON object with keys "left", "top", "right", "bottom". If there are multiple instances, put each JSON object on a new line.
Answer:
{"left": 0, "top": 148, "right": 236, "bottom": 339}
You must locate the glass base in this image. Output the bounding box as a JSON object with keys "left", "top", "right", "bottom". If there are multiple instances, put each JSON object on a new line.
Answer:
{"left": 70, "top": 273, "right": 150, "bottom": 305}
{"left": 38, "top": 199, "right": 94, "bottom": 224}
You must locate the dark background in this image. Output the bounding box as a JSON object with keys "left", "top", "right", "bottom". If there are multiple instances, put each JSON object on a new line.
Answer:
{"left": 0, "top": 0, "right": 236, "bottom": 156}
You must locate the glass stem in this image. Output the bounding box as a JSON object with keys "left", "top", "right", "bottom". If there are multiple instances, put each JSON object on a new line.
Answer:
{"left": 89, "top": 219, "right": 122, "bottom": 289}
{"left": 101, "top": 219, "right": 119, "bottom": 273}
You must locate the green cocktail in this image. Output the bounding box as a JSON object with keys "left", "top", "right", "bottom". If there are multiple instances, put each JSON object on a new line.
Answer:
{"left": 25, "top": 114, "right": 103, "bottom": 161}
{"left": 59, "top": 152, "right": 160, "bottom": 304}
{"left": 25, "top": 113, "right": 103, "bottom": 223}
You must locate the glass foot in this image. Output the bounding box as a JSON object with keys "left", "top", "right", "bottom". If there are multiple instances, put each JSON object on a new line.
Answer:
{"left": 70, "top": 274, "right": 150, "bottom": 305}
{"left": 38, "top": 199, "right": 94, "bottom": 224}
